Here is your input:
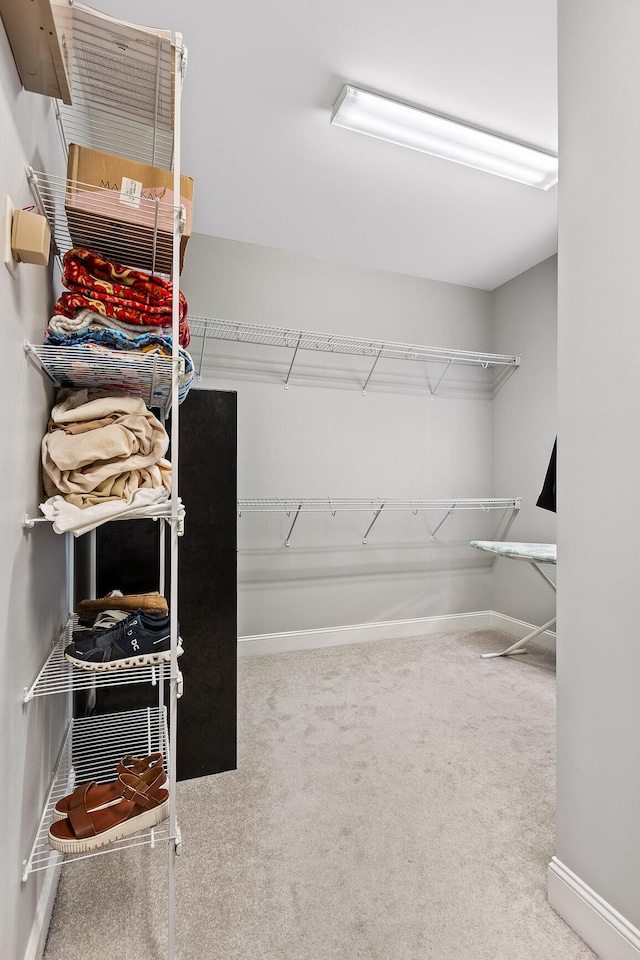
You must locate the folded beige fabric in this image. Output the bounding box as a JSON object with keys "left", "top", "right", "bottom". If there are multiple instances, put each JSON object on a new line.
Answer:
{"left": 62, "top": 460, "right": 172, "bottom": 507}
{"left": 51, "top": 388, "right": 151, "bottom": 423}
{"left": 42, "top": 389, "right": 170, "bottom": 501}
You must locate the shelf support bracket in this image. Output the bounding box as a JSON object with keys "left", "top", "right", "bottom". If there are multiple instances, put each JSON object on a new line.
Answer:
{"left": 430, "top": 358, "right": 454, "bottom": 399}
{"left": 285, "top": 503, "right": 303, "bottom": 546}
{"left": 363, "top": 503, "right": 385, "bottom": 543}
{"left": 431, "top": 503, "right": 455, "bottom": 540}
{"left": 24, "top": 340, "right": 60, "bottom": 385}
{"left": 174, "top": 824, "right": 183, "bottom": 855}
{"left": 531, "top": 561, "right": 557, "bottom": 593}
{"left": 497, "top": 503, "right": 518, "bottom": 543}
{"left": 361, "top": 345, "right": 384, "bottom": 396}
{"left": 23, "top": 513, "right": 50, "bottom": 529}
{"left": 284, "top": 334, "right": 302, "bottom": 389}
{"left": 196, "top": 326, "right": 209, "bottom": 382}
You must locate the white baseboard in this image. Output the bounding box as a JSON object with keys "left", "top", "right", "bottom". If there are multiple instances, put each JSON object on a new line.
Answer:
{"left": 548, "top": 857, "right": 640, "bottom": 959}
{"left": 23, "top": 850, "right": 62, "bottom": 960}
{"left": 238, "top": 609, "right": 556, "bottom": 657}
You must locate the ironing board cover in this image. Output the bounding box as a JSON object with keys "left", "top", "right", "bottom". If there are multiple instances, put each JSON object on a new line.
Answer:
{"left": 470, "top": 541, "right": 557, "bottom": 564}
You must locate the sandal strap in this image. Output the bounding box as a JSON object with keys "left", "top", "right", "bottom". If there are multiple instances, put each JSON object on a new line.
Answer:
{"left": 64, "top": 781, "right": 96, "bottom": 813}
{"left": 118, "top": 766, "right": 167, "bottom": 809}
{"left": 66, "top": 782, "right": 99, "bottom": 839}
{"left": 117, "top": 752, "right": 163, "bottom": 779}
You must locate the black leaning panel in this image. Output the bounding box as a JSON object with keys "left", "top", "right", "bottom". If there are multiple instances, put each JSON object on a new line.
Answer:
{"left": 176, "top": 388, "right": 238, "bottom": 779}
{"left": 87, "top": 388, "right": 238, "bottom": 780}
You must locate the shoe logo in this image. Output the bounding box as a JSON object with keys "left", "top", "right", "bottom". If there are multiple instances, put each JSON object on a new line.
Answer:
{"left": 131, "top": 638, "right": 140, "bottom": 651}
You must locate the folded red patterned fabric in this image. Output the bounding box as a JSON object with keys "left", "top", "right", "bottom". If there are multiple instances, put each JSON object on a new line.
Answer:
{"left": 54, "top": 247, "right": 190, "bottom": 347}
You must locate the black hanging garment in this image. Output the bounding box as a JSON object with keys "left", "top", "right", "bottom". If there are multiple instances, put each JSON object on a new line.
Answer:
{"left": 536, "top": 438, "right": 556, "bottom": 513}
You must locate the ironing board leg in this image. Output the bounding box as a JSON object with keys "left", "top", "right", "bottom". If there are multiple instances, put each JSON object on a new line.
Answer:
{"left": 481, "top": 617, "right": 557, "bottom": 659}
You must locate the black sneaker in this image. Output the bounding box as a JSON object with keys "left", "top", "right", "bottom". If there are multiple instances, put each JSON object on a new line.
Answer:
{"left": 71, "top": 610, "right": 130, "bottom": 651}
{"left": 64, "top": 609, "right": 183, "bottom": 671}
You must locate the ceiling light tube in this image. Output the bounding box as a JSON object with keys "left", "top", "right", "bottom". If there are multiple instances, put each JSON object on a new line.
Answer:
{"left": 330, "top": 84, "right": 558, "bottom": 190}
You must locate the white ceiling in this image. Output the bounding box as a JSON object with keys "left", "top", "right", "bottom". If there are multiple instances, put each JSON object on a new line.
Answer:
{"left": 99, "top": 0, "right": 558, "bottom": 291}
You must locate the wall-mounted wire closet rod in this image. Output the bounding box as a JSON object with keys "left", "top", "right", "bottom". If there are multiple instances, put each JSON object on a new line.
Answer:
{"left": 237, "top": 497, "right": 521, "bottom": 546}
{"left": 188, "top": 317, "right": 521, "bottom": 395}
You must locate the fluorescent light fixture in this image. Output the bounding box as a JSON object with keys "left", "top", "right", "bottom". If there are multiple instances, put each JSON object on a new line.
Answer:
{"left": 330, "top": 84, "right": 558, "bottom": 190}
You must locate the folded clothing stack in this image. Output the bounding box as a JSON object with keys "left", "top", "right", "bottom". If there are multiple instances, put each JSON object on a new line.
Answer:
{"left": 40, "top": 387, "right": 183, "bottom": 535}
{"left": 46, "top": 308, "right": 194, "bottom": 405}
{"left": 44, "top": 247, "right": 194, "bottom": 404}
{"left": 52, "top": 247, "right": 190, "bottom": 347}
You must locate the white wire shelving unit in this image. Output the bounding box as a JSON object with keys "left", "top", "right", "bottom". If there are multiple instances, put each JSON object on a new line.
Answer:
{"left": 23, "top": 3, "right": 191, "bottom": 415}
{"left": 22, "top": 707, "right": 174, "bottom": 882}
{"left": 188, "top": 316, "right": 522, "bottom": 396}
{"left": 237, "top": 496, "right": 521, "bottom": 546}
{"left": 20, "top": 4, "right": 186, "bottom": 957}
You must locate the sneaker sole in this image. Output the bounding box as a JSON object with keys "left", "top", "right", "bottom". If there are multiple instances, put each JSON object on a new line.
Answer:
{"left": 64, "top": 643, "right": 184, "bottom": 672}
{"left": 48, "top": 798, "right": 170, "bottom": 854}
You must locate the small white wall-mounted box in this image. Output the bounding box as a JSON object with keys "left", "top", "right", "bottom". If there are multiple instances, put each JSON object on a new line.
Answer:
{"left": 11, "top": 208, "right": 51, "bottom": 266}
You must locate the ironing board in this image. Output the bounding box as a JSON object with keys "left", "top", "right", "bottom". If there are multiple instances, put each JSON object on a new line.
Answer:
{"left": 470, "top": 540, "right": 557, "bottom": 658}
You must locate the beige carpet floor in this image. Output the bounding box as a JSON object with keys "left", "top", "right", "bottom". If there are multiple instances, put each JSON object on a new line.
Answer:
{"left": 43, "top": 629, "right": 598, "bottom": 960}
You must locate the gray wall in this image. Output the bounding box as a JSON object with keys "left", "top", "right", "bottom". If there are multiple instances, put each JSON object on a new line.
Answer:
{"left": 183, "top": 235, "right": 510, "bottom": 637}
{"left": 491, "top": 256, "right": 557, "bottom": 626}
{"left": 0, "top": 21, "right": 69, "bottom": 959}
{"left": 555, "top": 0, "right": 640, "bottom": 937}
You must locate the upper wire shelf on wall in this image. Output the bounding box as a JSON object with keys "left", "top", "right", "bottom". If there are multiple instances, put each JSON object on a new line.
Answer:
{"left": 237, "top": 497, "right": 521, "bottom": 512}
{"left": 56, "top": 2, "right": 180, "bottom": 169}
{"left": 237, "top": 497, "right": 521, "bottom": 546}
{"left": 188, "top": 316, "right": 521, "bottom": 396}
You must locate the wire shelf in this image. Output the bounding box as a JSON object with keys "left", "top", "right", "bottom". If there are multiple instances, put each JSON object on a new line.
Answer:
{"left": 24, "top": 342, "right": 191, "bottom": 414}
{"left": 23, "top": 707, "right": 173, "bottom": 879}
{"left": 23, "top": 620, "right": 172, "bottom": 702}
{"left": 190, "top": 316, "right": 520, "bottom": 375}
{"left": 27, "top": 167, "right": 184, "bottom": 276}
{"left": 237, "top": 497, "right": 521, "bottom": 513}
{"left": 238, "top": 497, "right": 521, "bottom": 546}
{"left": 57, "top": 3, "right": 177, "bottom": 169}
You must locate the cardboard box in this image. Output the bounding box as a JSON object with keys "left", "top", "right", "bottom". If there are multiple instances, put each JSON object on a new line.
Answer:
{"left": 65, "top": 144, "right": 194, "bottom": 274}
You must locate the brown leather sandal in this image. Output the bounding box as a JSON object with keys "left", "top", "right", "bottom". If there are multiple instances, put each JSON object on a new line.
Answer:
{"left": 52, "top": 753, "right": 165, "bottom": 821}
{"left": 48, "top": 763, "right": 169, "bottom": 854}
